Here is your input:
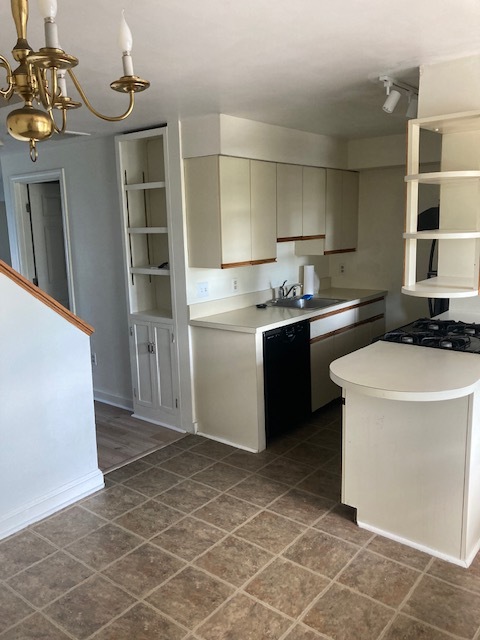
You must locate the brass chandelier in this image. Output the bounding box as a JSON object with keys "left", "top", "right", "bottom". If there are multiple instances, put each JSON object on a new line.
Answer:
{"left": 0, "top": 0, "right": 150, "bottom": 161}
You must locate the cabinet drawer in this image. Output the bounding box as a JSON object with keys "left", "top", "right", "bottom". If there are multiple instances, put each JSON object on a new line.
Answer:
{"left": 310, "top": 298, "right": 385, "bottom": 340}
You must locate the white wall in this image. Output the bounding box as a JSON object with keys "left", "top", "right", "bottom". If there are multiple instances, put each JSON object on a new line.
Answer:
{"left": 0, "top": 201, "right": 11, "bottom": 265}
{"left": 1, "top": 136, "right": 132, "bottom": 408}
{"left": 0, "top": 270, "right": 103, "bottom": 539}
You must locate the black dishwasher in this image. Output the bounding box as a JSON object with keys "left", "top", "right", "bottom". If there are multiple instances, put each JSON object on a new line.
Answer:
{"left": 263, "top": 320, "right": 311, "bottom": 442}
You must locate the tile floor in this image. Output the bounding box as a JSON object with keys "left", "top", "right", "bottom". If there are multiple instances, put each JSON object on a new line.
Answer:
{"left": 2, "top": 401, "right": 480, "bottom": 639}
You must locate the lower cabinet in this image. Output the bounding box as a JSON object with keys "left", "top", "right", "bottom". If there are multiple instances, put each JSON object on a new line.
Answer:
{"left": 129, "top": 318, "right": 178, "bottom": 427}
{"left": 310, "top": 300, "right": 385, "bottom": 411}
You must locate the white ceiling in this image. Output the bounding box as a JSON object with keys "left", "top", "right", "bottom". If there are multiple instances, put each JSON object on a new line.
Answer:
{"left": 1, "top": 0, "right": 480, "bottom": 154}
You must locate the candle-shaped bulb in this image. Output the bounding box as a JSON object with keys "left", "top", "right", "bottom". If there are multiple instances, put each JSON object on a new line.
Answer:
{"left": 119, "top": 10, "right": 133, "bottom": 54}
{"left": 58, "top": 70, "right": 67, "bottom": 97}
{"left": 38, "top": 0, "right": 57, "bottom": 19}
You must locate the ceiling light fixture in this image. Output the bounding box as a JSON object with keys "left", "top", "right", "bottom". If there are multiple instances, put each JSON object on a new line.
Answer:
{"left": 0, "top": 0, "right": 150, "bottom": 161}
{"left": 379, "top": 75, "right": 418, "bottom": 118}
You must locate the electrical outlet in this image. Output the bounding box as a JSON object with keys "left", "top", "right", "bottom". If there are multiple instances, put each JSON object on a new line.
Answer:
{"left": 339, "top": 263, "right": 345, "bottom": 275}
{"left": 91, "top": 353, "right": 97, "bottom": 366}
{"left": 232, "top": 278, "right": 239, "bottom": 292}
{"left": 196, "top": 281, "right": 209, "bottom": 298}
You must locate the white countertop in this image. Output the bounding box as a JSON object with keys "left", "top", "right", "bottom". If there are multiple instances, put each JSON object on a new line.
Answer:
{"left": 190, "top": 288, "right": 386, "bottom": 334}
{"left": 330, "top": 339, "right": 480, "bottom": 401}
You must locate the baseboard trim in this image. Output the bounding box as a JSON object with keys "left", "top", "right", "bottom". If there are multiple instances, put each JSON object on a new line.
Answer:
{"left": 0, "top": 469, "right": 104, "bottom": 541}
{"left": 131, "top": 413, "right": 186, "bottom": 434}
{"left": 94, "top": 390, "right": 133, "bottom": 411}
{"left": 196, "top": 430, "right": 257, "bottom": 453}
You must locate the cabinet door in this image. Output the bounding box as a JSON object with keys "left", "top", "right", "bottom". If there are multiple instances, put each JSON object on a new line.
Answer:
{"left": 151, "top": 322, "right": 176, "bottom": 412}
{"left": 311, "top": 335, "right": 340, "bottom": 411}
{"left": 342, "top": 171, "right": 359, "bottom": 251}
{"left": 277, "top": 164, "right": 303, "bottom": 240}
{"left": 325, "top": 169, "right": 343, "bottom": 252}
{"left": 130, "top": 320, "right": 157, "bottom": 409}
{"left": 302, "top": 166, "right": 326, "bottom": 237}
{"left": 250, "top": 160, "right": 277, "bottom": 263}
{"left": 219, "top": 156, "right": 252, "bottom": 266}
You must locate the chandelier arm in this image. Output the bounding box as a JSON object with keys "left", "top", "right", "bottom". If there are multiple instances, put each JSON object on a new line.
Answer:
{"left": 35, "top": 67, "right": 55, "bottom": 111}
{"left": 47, "top": 103, "right": 67, "bottom": 134}
{"left": 68, "top": 69, "right": 135, "bottom": 121}
{"left": 0, "top": 56, "right": 14, "bottom": 100}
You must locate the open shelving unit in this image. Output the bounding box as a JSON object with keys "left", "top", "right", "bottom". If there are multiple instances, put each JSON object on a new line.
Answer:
{"left": 403, "top": 110, "right": 480, "bottom": 299}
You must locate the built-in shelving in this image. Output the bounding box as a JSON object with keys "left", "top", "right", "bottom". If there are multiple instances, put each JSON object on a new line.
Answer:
{"left": 128, "top": 227, "right": 168, "bottom": 234}
{"left": 130, "top": 266, "right": 171, "bottom": 276}
{"left": 403, "top": 109, "right": 480, "bottom": 299}
{"left": 125, "top": 181, "right": 166, "bottom": 190}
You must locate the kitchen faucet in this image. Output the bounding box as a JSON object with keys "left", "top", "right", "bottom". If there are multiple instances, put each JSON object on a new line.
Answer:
{"left": 283, "top": 283, "right": 303, "bottom": 298}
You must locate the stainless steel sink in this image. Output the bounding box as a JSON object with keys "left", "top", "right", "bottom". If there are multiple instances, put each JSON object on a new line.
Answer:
{"left": 267, "top": 297, "right": 346, "bottom": 310}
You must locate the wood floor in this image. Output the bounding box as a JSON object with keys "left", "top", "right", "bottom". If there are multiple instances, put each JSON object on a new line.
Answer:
{"left": 94, "top": 401, "right": 186, "bottom": 473}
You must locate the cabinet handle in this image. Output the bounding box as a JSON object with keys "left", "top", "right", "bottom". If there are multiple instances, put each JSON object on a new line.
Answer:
{"left": 148, "top": 342, "right": 156, "bottom": 355}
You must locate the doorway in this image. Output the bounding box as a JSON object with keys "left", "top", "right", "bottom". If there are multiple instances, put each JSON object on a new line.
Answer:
{"left": 9, "top": 169, "right": 75, "bottom": 312}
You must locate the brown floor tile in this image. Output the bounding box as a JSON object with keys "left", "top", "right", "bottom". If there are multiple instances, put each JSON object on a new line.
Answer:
{"left": 192, "top": 462, "right": 250, "bottom": 491}
{"left": 269, "top": 488, "right": 334, "bottom": 525}
{"left": 402, "top": 574, "right": 480, "bottom": 638}
{"left": 283, "top": 624, "right": 324, "bottom": 639}
{"left": 227, "top": 475, "right": 288, "bottom": 507}
{"left": 257, "top": 457, "right": 317, "bottom": 486}
{"left": 6, "top": 551, "right": 93, "bottom": 607}
{"left": 193, "top": 494, "right": 260, "bottom": 531}
{"left": 286, "top": 422, "right": 323, "bottom": 441}
{"left": 223, "top": 449, "right": 277, "bottom": 472}
{"left": 366, "top": 536, "right": 432, "bottom": 571}
{"left": 303, "top": 583, "right": 393, "bottom": 640}
{"left": 315, "top": 504, "right": 374, "bottom": 545}
{"left": 92, "top": 603, "right": 187, "bottom": 640}
{"left": 266, "top": 436, "right": 298, "bottom": 455}
{"left": 338, "top": 549, "right": 421, "bottom": 607}
{"left": 197, "top": 592, "right": 290, "bottom": 640}
{"left": 106, "top": 458, "right": 153, "bottom": 482}
{"left": 245, "top": 557, "right": 329, "bottom": 618}
{"left": 0, "top": 613, "right": 71, "bottom": 639}
{"left": 81, "top": 484, "right": 148, "bottom": 520}
{"left": 33, "top": 505, "right": 105, "bottom": 547}
{"left": 45, "top": 574, "right": 135, "bottom": 639}
{"left": 319, "top": 452, "right": 342, "bottom": 474}
{"left": 142, "top": 444, "right": 183, "bottom": 465}
{"left": 428, "top": 553, "right": 480, "bottom": 594}
{"left": 147, "top": 566, "right": 234, "bottom": 629}
{"left": 156, "top": 480, "right": 220, "bottom": 513}
{"left": 159, "top": 450, "right": 215, "bottom": 476}
{"left": 307, "top": 427, "right": 342, "bottom": 450}
{"left": 190, "top": 439, "right": 237, "bottom": 459}
{"left": 114, "top": 499, "right": 183, "bottom": 538}
{"left": 66, "top": 523, "right": 142, "bottom": 570}
{"left": 281, "top": 441, "right": 337, "bottom": 468}
{"left": 296, "top": 468, "right": 341, "bottom": 501}
{"left": 284, "top": 529, "right": 358, "bottom": 578}
{"left": 382, "top": 614, "right": 454, "bottom": 639}
{"left": 0, "top": 585, "right": 34, "bottom": 634}
{"left": 152, "top": 517, "right": 225, "bottom": 561}
{"left": 123, "top": 467, "right": 182, "bottom": 497}
{"left": 0, "top": 531, "right": 56, "bottom": 580}
{"left": 102, "top": 543, "right": 185, "bottom": 596}
{"left": 235, "top": 511, "right": 305, "bottom": 554}
{"left": 173, "top": 434, "right": 205, "bottom": 450}
{"left": 194, "top": 536, "right": 273, "bottom": 586}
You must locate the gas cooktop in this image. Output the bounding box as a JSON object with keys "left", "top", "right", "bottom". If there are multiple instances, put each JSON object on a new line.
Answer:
{"left": 380, "top": 318, "right": 480, "bottom": 353}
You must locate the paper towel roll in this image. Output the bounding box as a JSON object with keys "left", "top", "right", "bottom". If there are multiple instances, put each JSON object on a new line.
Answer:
{"left": 303, "top": 265, "right": 314, "bottom": 296}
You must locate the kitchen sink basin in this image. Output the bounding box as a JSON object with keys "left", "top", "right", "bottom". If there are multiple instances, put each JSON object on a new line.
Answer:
{"left": 267, "top": 297, "right": 346, "bottom": 310}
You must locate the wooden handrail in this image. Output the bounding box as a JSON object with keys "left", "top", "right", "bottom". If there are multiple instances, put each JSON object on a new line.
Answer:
{"left": 0, "top": 260, "right": 94, "bottom": 336}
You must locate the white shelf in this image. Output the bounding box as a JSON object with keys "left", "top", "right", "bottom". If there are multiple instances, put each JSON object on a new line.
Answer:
{"left": 405, "top": 171, "right": 480, "bottom": 184}
{"left": 402, "top": 276, "right": 479, "bottom": 298}
{"left": 413, "top": 110, "right": 480, "bottom": 134}
{"left": 128, "top": 227, "right": 168, "bottom": 234}
{"left": 404, "top": 230, "right": 480, "bottom": 240}
{"left": 130, "top": 309, "right": 173, "bottom": 322}
{"left": 130, "top": 266, "right": 171, "bottom": 276}
{"left": 124, "top": 181, "right": 166, "bottom": 190}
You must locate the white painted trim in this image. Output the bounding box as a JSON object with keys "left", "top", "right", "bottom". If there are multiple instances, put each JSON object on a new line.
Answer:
{"left": 357, "top": 519, "right": 471, "bottom": 568}
{"left": 93, "top": 390, "right": 133, "bottom": 411}
{"left": 0, "top": 470, "right": 104, "bottom": 542}
{"left": 131, "top": 413, "right": 187, "bottom": 433}
{"left": 8, "top": 168, "right": 77, "bottom": 314}
{"left": 195, "top": 430, "right": 259, "bottom": 453}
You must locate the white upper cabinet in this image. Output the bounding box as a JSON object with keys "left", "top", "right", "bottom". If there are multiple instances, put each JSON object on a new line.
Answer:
{"left": 185, "top": 155, "right": 277, "bottom": 268}
{"left": 403, "top": 111, "right": 480, "bottom": 298}
{"left": 277, "top": 164, "right": 326, "bottom": 241}
{"left": 325, "top": 169, "right": 359, "bottom": 254}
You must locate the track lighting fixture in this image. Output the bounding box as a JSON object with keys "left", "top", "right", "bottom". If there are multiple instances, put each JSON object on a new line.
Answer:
{"left": 379, "top": 75, "right": 418, "bottom": 118}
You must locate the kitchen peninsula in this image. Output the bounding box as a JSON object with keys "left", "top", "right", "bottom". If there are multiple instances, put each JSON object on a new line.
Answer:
{"left": 330, "top": 316, "right": 480, "bottom": 567}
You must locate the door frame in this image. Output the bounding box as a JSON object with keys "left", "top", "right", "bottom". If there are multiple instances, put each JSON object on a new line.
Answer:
{"left": 8, "top": 169, "right": 76, "bottom": 313}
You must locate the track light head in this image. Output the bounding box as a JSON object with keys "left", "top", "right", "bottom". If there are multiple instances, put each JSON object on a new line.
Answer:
{"left": 383, "top": 89, "right": 401, "bottom": 113}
